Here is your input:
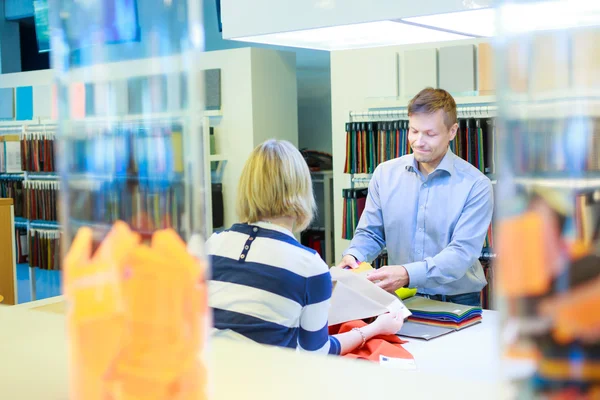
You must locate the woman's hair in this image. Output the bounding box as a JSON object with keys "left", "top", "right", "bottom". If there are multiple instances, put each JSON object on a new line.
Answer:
{"left": 236, "top": 139, "right": 315, "bottom": 232}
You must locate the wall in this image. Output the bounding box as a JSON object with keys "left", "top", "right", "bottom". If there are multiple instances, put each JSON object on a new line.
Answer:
{"left": 297, "top": 67, "right": 332, "bottom": 152}
{"left": 250, "top": 48, "right": 298, "bottom": 147}
{"left": 0, "top": 0, "right": 22, "bottom": 74}
{"left": 330, "top": 38, "right": 492, "bottom": 259}
{"left": 203, "top": 0, "right": 332, "bottom": 153}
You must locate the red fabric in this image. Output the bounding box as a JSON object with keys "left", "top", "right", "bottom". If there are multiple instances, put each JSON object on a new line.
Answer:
{"left": 329, "top": 320, "right": 414, "bottom": 362}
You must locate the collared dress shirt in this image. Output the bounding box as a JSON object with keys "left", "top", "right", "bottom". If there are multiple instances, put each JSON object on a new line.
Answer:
{"left": 343, "top": 148, "right": 494, "bottom": 296}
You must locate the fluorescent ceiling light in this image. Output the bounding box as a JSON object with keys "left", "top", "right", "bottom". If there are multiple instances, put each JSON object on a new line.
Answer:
{"left": 403, "top": 8, "right": 496, "bottom": 37}
{"left": 499, "top": 0, "right": 600, "bottom": 34}
{"left": 232, "top": 21, "right": 473, "bottom": 51}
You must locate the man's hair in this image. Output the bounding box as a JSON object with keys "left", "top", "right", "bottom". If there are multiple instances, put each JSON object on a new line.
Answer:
{"left": 408, "top": 87, "right": 457, "bottom": 129}
{"left": 236, "top": 139, "right": 315, "bottom": 232}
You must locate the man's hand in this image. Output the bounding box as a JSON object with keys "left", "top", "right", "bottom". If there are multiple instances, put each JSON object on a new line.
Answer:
{"left": 336, "top": 255, "right": 359, "bottom": 269}
{"left": 366, "top": 265, "right": 410, "bottom": 293}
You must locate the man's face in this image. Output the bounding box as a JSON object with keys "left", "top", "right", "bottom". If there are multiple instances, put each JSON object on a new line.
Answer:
{"left": 408, "top": 109, "right": 458, "bottom": 165}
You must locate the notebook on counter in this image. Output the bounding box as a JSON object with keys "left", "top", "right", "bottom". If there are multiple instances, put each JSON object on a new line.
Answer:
{"left": 402, "top": 296, "right": 483, "bottom": 333}
{"left": 397, "top": 321, "right": 455, "bottom": 341}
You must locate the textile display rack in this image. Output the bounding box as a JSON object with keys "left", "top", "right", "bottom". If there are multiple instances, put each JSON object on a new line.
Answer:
{"left": 0, "top": 121, "right": 60, "bottom": 301}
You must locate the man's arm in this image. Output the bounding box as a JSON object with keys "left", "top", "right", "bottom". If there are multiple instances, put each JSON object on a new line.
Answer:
{"left": 403, "top": 178, "right": 494, "bottom": 289}
{"left": 342, "top": 166, "right": 386, "bottom": 264}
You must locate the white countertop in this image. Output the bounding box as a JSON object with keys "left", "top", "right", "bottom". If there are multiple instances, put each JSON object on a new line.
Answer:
{"left": 0, "top": 298, "right": 511, "bottom": 399}
{"left": 400, "top": 310, "right": 501, "bottom": 383}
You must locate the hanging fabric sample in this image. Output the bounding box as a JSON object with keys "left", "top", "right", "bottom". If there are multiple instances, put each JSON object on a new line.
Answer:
{"left": 24, "top": 180, "right": 59, "bottom": 222}
{"left": 0, "top": 177, "right": 25, "bottom": 217}
{"left": 342, "top": 188, "right": 369, "bottom": 240}
{"left": 20, "top": 130, "right": 56, "bottom": 172}
{"left": 28, "top": 228, "right": 62, "bottom": 270}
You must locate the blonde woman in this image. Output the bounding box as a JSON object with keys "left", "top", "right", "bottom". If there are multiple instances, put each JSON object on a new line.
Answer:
{"left": 207, "top": 139, "right": 403, "bottom": 355}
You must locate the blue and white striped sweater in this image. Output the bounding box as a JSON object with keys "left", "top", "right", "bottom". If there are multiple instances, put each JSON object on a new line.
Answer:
{"left": 207, "top": 221, "right": 341, "bottom": 355}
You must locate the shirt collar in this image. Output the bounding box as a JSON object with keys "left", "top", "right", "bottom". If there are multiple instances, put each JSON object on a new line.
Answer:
{"left": 252, "top": 221, "right": 295, "bottom": 238}
{"left": 405, "top": 147, "right": 455, "bottom": 176}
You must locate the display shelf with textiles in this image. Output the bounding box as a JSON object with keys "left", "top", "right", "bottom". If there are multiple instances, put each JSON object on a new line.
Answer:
{"left": 62, "top": 120, "right": 188, "bottom": 240}
{"left": 508, "top": 118, "right": 600, "bottom": 187}
{"left": 343, "top": 121, "right": 412, "bottom": 174}
{"left": 343, "top": 116, "right": 497, "bottom": 177}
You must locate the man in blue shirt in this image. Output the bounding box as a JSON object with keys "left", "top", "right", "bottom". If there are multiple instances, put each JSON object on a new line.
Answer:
{"left": 337, "top": 88, "right": 493, "bottom": 307}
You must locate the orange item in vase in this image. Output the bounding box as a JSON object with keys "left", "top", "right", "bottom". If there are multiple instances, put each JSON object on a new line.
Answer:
{"left": 64, "top": 221, "right": 208, "bottom": 400}
{"left": 496, "top": 211, "right": 552, "bottom": 297}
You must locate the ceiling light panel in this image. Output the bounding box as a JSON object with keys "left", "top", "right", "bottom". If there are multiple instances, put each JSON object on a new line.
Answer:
{"left": 403, "top": 8, "right": 496, "bottom": 37}
{"left": 232, "top": 21, "right": 473, "bottom": 51}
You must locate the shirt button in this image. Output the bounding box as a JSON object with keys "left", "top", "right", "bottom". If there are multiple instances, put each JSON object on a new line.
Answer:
{"left": 423, "top": 183, "right": 428, "bottom": 188}
{"left": 245, "top": 245, "right": 249, "bottom": 250}
{"left": 416, "top": 250, "right": 421, "bottom": 254}
{"left": 253, "top": 227, "right": 258, "bottom": 232}
{"left": 249, "top": 237, "right": 254, "bottom": 241}
{"left": 240, "top": 254, "right": 246, "bottom": 259}
{"left": 419, "top": 228, "right": 423, "bottom": 232}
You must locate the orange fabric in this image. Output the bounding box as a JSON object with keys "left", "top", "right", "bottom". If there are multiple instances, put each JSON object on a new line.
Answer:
{"left": 329, "top": 320, "right": 413, "bottom": 362}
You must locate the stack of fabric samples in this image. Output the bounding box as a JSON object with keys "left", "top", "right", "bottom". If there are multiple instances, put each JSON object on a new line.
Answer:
{"left": 398, "top": 296, "right": 483, "bottom": 340}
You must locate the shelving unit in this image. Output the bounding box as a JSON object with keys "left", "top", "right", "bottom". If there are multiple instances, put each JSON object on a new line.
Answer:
{"left": 307, "top": 170, "right": 334, "bottom": 265}
{"left": 0, "top": 120, "right": 61, "bottom": 302}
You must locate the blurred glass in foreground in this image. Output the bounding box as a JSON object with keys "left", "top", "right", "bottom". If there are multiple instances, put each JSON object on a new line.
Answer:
{"left": 495, "top": 0, "right": 600, "bottom": 398}
{"left": 49, "top": 0, "right": 210, "bottom": 398}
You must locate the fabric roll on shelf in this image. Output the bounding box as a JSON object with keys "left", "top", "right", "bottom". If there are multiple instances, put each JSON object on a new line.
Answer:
{"left": 451, "top": 117, "right": 497, "bottom": 175}
{"left": 481, "top": 260, "right": 494, "bottom": 310}
{"left": 341, "top": 188, "right": 368, "bottom": 240}
{"left": 15, "top": 227, "right": 29, "bottom": 264}
{"left": 24, "top": 180, "right": 59, "bottom": 222}
{"left": 0, "top": 176, "right": 25, "bottom": 217}
{"left": 28, "top": 228, "right": 62, "bottom": 270}
{"left": 20, "top": 130, "right": 56, "bottom": 173}
{"left": 343, "top": 121, "right": 411, "bottom": 174}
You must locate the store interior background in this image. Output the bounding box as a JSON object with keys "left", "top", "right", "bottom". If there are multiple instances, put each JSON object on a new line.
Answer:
{"left": 0, "top": 0, "right": 333, "bottom": 302}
